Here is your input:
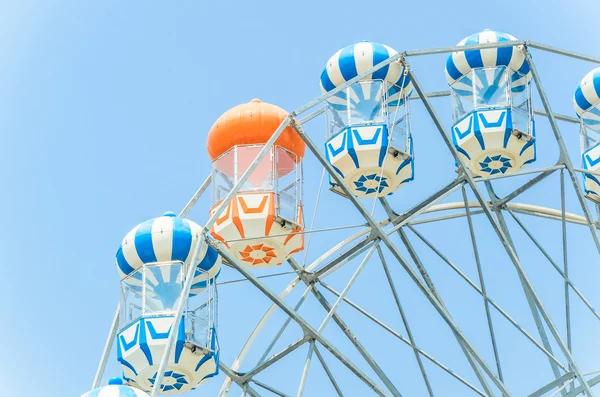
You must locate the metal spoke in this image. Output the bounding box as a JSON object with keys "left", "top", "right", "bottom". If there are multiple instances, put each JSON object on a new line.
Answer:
{"left": 494, "top": 168, "right": 558, "bottom": 208}
{"left": 408, "top": 63, "right": 590, "bottom": 396}
{"left": 297, "top": 341, "right": 315, "bottom": 397}
{"left": 302, "top": 168, "right": 327, "bottom": 267}
{"left": 256, "top": 286, "right": 313, "bottom": 367}
{"left": 288, "top": 257, "right": 403, "bottom": 397}
{"left": 179, "top": 175, "right": 212, "bottom": 217}
{"left": 319, "top": 281, "right": 487, "bottom": 397}
{"left": 486, "top": 181, "right": 568, "bottom": 397}
{"left": 376, "top": 246, "right": 434, "bottom": 397}
{"left": 381, "top": 198, "right": 494, "bottom": 396}
{"left": 561, "top": 170, "right": 573, "bottom": 397}
{"left": 313, "top": 344, "right": 345, "bottom": 397}
{"left": 462, "top": 187, "right": 504, "bottom": 382}
{"left": 527, "top": 372, "right": 575, "bottom": 397}
{"left": 524, "top": 49, "right": 600, "bottom": 256}
{"left": 91, "top": 304, "right": 120, "bottom": 389}
{"left": 407, "top": 226, "right": 566, "bottom": 371}
{"left": 215, "top": 246, "right": 391, "bottom": 397}
{"left": 241, "top": 337, "right": 309, "bottom": 381}
{"left": 292, "top": 118, "right": 511, "bottom": 396}
{"left": 252, "top": 380, "right": 290, "bottom": 397}
{"left": 317, "top": 244, "right": 378, "bottom": 334}
{"left": 150, "top": 240, "right": 207, "bottom": 397}
{"left": 506, "top": 209, "right": 600, "bottom": 322}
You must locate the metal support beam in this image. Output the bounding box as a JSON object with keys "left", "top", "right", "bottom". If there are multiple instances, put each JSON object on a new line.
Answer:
{"left": 527, "top": 372, "right": 575, "bottom": 397}
{"left": 221, "top": 364, "right": 263, "bottom": 397}
{"left": 527, "top": 41, "right": 600, "bottom": 64}
{"left": 485, "top": 182, "right": 567, "bottom": 397}
{"left": 561, "top": 170, "right": 573, "bottom": 395}
{"left": 214, "top": 245, "right": 390, "bottom": 397}
{"left": 317, "top": 244, "right": 378, "bottom": 334}
{"left": 406, "top": 225, "right": 566, "bottom": 371}
{"left": 376, "top": 246, "right": 434, "bottom": 397}
{"left": 407, "top": 61, "right": 592, "bottom": 396}
{"left": 219, "top": 277, "right": 303, "bottom": 396}
{"left": 297, "top": 341, "right": 315, "bottom": 397}
{"left": 319, "top": 281, "right": 487, "bottom": 397}
{"left": 179, "top": 175, "right": 212, "bottom": 217}
{"left": 314, "top": 345, "right": 345, "bottom": 397}
{"left": 150, "top": 239, "right": 206, "bottom": 397}
{"left": 288, "top": 257, "right": 403, "bottom": 397}
{"left": 506, "top": 209, "right": 600, "bottom": 322}
{"left": 403, "top": 40, "right": 524, "bottom": 58}
{"left": 462, "top": 188, "right": 504, "bottom": 382}
{"left": 569, "top": 374, "right": 600, "bottom": 396}
{"left": 292, "top": 117, "right": 511, "bottom": 395}
{"left": 91, "top": 304, "right": 120, "bottom": 389}
{"left": 380, "top": 197, "right": 495, "bottom": 395}
{"left": 241, "top": 337, "right": 309, "bottom": 381}
{"left": 524, "top": 49, "right": 600, "bottom": 255}
{"left": 253, "top": 380, "right": 290, "bottom": 397}
{"left": 494, "top": 168, "right": 558, "bottom": 208}
{"left": 256, "top": 286, "right": 313, "bottom": 367}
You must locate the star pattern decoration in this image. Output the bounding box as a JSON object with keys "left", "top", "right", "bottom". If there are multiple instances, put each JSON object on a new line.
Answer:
{"left": 239, "top": 244, "right": 278, "bottom": 266}
{"left": 479, "top": 155, "right": 512, "bottom": 175}
{"left": 148, "top": 370, "right": 189, "bottom": 392}
{"left": 353, "top": 173, "right": 389, "bottom": 195}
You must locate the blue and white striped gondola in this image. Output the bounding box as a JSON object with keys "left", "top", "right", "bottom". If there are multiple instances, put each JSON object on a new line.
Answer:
{"left": 445, "top": 29, "right": 536, "bottom": 177}
{"left": 574, "top": 67, "right": 600, "bottom": 203}
{"left": 320, "top": 41, "right": 415, "bottom": 198}
{"left": 81, "top": 379, "right": 149, "bottom": 397}
{"left": 115, "top": 212, "right": 220, "bottom": 394}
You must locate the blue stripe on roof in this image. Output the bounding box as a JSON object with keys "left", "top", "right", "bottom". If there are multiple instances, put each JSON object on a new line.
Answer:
{"left": 339, "top": 44, "right": 358, "bottom": 82}
{"left": 493, "top": 31, "right": 515, "bottom": 68}
{"left": 199, "top": 245, "right": 219, "bottom": 271}
{"left": 116, "top": 247, "right": 135, "bottom": 276}
{"left": 172, "top": 218, "right": 192, "bottom": 263}
{"left": 496, "top": 46, "right": 513, "bottom": 68}
{"left": 446, "top": 55, "right": 463, "bottom": 82}
{"left": 371, "top": 43, "right": 390, "bottom": 81}
{"left": 593, "top": 70, "right": 600, "bottom": 101}
{"left": 320, "top": 69, "right": 335, "bottom": 92}
{"left": 135, "top": 219, "right": 157, "bottom": 264}
{"left": 575, "top": 87, "right": 593, "bottom": 111}
{"left": 517, "top": 57, "right": 530, "bottom": 76}
{"left": 464, "top": 33, "right": 484, "bottom": 69}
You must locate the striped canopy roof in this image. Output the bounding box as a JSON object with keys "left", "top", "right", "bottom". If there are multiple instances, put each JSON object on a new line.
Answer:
{"left": 116, "top": 212, "right": 221, "bottom": 298}
{"left": 574, "top": 67, "right": 600, "bottom": 130}
{"left": 320, "top": 41, "right": 413, "bottom": 120}
{"left": 445, "top": 30, "right": 531, "bottom": 96}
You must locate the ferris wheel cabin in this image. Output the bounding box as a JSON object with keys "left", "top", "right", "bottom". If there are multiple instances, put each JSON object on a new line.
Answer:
{"left": 207, "top": 99, "right": 305, "bottom": 268}
{"left": 320, "top": 41, "right": 415, "bottom": 198}
{"left": 115, "top": 213, "right": 221, "bottom": 394}
{"left": 574, "top": 67, "right": 600, "bottom": 204}
{"left": 446, "top": 30, "right": 536, "bottom": 177}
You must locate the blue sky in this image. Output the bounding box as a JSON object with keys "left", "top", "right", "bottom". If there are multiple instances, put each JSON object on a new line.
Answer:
{"left": 2, "top": 1, "right": 600, "bottom": 396}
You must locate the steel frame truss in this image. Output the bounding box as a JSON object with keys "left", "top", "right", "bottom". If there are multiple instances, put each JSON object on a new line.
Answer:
{"left": 91, "top": 39, "right": 600, "bottom": 397}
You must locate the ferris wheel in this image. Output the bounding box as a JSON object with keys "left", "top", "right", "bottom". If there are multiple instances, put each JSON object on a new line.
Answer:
{"left": 83, "top": 29, "right": 600, "bottom": 397}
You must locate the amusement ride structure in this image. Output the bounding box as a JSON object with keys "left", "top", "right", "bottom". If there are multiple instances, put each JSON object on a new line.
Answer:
{"left": 83, "top": 30, "right": 600, "bottom": 396}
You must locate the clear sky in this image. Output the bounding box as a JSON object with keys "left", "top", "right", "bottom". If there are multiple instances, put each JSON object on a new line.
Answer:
{"left": 2, "top": 1, "right": 600, "bottom": 396}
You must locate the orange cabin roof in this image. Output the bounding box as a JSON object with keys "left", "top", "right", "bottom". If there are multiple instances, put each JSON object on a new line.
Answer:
{"left": 207, "top": 99, "right": 306, "bottom": 161}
